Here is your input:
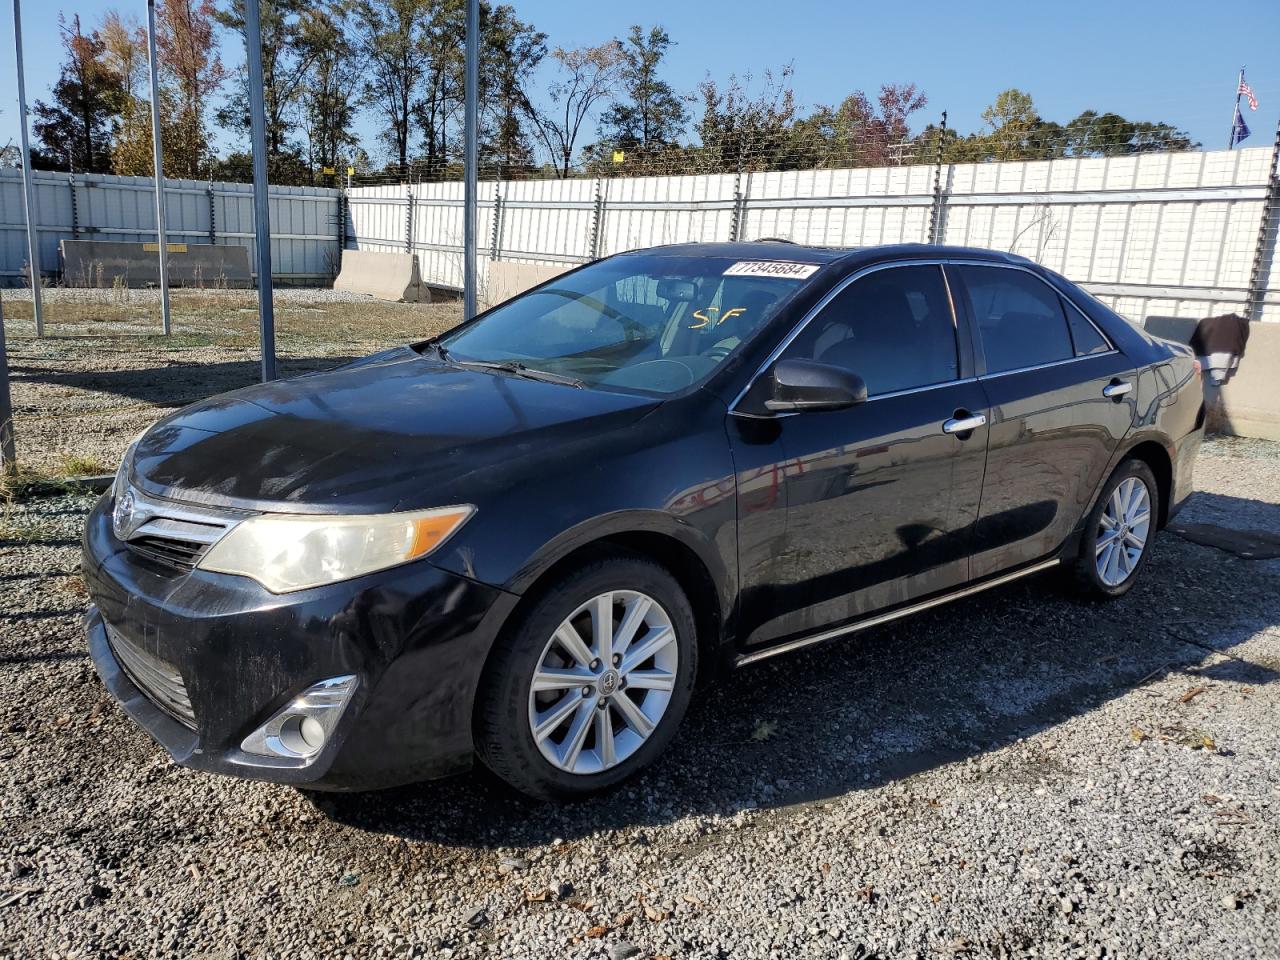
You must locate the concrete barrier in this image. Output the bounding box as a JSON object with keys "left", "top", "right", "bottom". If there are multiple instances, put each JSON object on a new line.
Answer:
{"left": 334, "top": 250, "right": 428, "bottom": 302}
{"left": 60, "top": 240, "right": 252, "bottom": 288}
{"left": 1145, "top": 315, "right": 1280, "bottom": 442}
{"left": 482, "top": 261, "right": 567, "bottom": 309}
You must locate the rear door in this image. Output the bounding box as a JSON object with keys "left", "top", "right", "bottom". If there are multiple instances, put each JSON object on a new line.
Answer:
{"left": 731, "top": 263, "right": 989, "bottom": 649}
{"left": 950, "top": 264, "right": 1135, "bottom": 578}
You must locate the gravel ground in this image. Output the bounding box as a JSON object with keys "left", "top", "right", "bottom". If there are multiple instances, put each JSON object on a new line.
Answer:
{"left": 2, "top": 438, "right": 1279, "bottom": 960}
{"left": 1, "top": 287, "right": 463, "bottom": 478}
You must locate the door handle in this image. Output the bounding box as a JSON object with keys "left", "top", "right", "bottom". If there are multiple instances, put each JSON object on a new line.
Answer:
{"left": 1102, "top": 380, "right": 1132, "bottom": 400}
{"left": 942, "top": 413, "right": 987, "bottom": 434}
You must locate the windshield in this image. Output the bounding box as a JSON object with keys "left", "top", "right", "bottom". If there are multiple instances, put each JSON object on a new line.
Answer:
{"left": 435, "top": 254, "right": 818, "bottom": 395}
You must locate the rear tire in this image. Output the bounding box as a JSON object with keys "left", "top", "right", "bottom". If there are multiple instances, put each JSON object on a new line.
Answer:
{"left": 474, "top": 555, "right": 698, "bottom": 801}
{"left": 1071, "top": 458, "right": 1159, "bottom": 600}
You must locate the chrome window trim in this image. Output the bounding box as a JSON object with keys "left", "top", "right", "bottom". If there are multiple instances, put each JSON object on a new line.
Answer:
{"left": 975, "top": 348, "right": 1120, "bottom": 380}
{"left": 729, "top": 256, "right": 1124, "bottom": 416}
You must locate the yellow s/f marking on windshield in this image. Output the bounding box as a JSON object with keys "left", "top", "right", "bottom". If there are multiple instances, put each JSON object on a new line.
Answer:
{"left": 691, "top": 306, "right": 748, "bottom": 330}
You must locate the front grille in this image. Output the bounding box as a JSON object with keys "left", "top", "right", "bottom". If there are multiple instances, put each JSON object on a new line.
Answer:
{"left": 127, "top": 535, "right": 208, "bottom": 570}
{"left": 105, "top": 623, "right": 197, "bottom": 730}
{"left": 118, "top": 501, "right": 233, "bottom": 574}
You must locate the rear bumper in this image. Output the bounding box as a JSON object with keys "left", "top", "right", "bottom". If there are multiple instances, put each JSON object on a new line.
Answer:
{"left": 82, "top": 494, "right": 519, "bottom": 791}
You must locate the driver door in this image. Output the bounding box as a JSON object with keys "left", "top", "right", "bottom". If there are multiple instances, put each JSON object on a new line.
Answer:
{"left": 732, "top": 264, "right": 990, "bottom": 650}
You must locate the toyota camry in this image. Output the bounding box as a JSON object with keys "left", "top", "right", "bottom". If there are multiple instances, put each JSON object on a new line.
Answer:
{"left": 83, "top": 242, "right": 1204, "bottom": 800}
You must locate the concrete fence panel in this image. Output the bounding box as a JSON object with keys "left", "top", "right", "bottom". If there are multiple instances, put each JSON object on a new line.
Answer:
{"left": 0, "top": 169, "right": 342, "bottom": 285}
{"left": 346, "top": 145, "right": 1278, "bottom": 326}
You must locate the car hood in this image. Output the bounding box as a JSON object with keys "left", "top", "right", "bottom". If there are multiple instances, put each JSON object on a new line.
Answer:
{"left": 130, "top": 348, "right": 661, "bottom": 512}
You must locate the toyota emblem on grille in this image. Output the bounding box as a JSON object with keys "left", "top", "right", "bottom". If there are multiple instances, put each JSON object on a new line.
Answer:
{"left": 112, "top": 488, "right": 153, "bottom": 541}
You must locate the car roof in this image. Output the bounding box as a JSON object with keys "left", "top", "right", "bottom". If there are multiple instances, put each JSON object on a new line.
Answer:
{"left": 617, "top": 241, "right": 1036, "bottom": 270}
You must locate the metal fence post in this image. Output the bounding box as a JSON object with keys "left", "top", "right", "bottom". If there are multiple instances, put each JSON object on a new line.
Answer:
{"left": 207, "top": 184, "right": 217, "bottom": 244}
{"left": 0, "top": 291, "right": 16, "bottom": 475}
{"left": 69, "top": 174, "right": 79, "bottom": 240}
{"left": 588, "top": 179, "right": 605, "bottom": 260}
{"left": 242, "top": 0, "right": 275, "bottom": 381}
{"left": 730, "top": 170, "right": 753, "bottom": 242}
{"left": 489, "top": 190, "right": 504, "bottom": 260}
{"left": 1245, "top": 118, "right": 1280, "bottom": 322}
{"left": 146, "top": 0, "right": 172, "bottom": 335}
{"left": 405, "top": 185, "right": 414, "bottom": 253}
{"left": 337, "top": 190, "right": 347, "bottom": 275}
{"left": 729, "top": 168, "right": 743, "bottom": 242}
{"left": 12, "top": 0, "right": 44, "bottom": 336}
{"left": 928, "top": 111, "right": 949, "bottom": 245}
{"left": 462, "top": 0, "right": 479, "bottom": 320}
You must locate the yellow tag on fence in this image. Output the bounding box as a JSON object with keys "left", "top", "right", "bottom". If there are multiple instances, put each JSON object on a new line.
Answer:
{"left": 143, "top": 243, "right": 188, "bottom": 254}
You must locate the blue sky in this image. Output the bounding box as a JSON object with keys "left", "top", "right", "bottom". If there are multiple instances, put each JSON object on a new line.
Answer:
{"left": 3, "top": 0, "right": 1278, "bottom": 161}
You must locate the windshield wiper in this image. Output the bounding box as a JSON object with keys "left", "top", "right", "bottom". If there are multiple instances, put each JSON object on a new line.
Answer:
{"left": 422, "top": 341, "right": 584, "bottom": 388}
{"left": 452, "top": 357, "right": 585, "bottom": 388}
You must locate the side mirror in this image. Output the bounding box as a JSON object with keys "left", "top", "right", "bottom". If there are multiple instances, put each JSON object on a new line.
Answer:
{"left": 765, "top": 359, "right": 867, "bottom": 413}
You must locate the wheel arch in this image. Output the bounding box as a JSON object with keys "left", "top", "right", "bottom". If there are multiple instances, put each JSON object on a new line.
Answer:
{"left": 1117, "top": 437, "right": 1174, "bottom": 529}
{"left": 492, "top": 517, "right": 733, "bottom": 690}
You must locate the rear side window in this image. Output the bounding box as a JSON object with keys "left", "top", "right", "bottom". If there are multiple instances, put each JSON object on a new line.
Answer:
{"left": 1063, "top": 301, "right": 1112, "bottom": 356}
{"left": 956, "top": 266, "right": 1074, "bottom": 374}
{"left": 783, "top": 265, "right": 959, "bottom": 396}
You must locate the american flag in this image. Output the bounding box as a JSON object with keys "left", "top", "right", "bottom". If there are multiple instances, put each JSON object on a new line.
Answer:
{"left": 1238, "top": 79, "right": 1259, "bottom": 111}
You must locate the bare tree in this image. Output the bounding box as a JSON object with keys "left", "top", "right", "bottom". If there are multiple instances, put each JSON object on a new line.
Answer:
{"left": 525, "top": 41, "right": 624, "bottom": 177}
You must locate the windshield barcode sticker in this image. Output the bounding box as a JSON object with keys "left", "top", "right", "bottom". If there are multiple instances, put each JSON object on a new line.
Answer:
{"left": 724, "top": 261, "right": 820, "bottom": 280}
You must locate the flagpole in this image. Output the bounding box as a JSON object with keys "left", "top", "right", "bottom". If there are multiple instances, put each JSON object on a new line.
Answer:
{"left": 1229, "top": 66, "right": 1244, "bottom": 150}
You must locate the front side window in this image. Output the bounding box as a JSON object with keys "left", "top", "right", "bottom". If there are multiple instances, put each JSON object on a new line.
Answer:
{"left": 956, "top": 266, "right": 1075, "bottom": 374}
{"left": 782, "top": 265, "right": 959, "bottom": 396}
{"left": 437, "top": 255, "right": 813, "bottom": 395}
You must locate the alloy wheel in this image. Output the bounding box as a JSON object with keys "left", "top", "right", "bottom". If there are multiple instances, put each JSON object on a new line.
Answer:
{"left": 527, "top": 590, "right": 678, "bottom": 775}
{"left": 1095, "top": 476, "right": 1152, "bottom": 587}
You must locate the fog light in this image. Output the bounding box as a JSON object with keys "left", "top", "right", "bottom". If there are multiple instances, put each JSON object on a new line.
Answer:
{"left": 240, "top": 675, "right": 358, "bottom": 763}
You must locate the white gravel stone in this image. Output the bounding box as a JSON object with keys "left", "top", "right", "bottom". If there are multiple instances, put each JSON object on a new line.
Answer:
{"left": 1, "top": 441, "right": 1277, "bottom": 959}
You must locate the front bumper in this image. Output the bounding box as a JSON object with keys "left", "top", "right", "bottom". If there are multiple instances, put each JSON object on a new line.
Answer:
{"left": 82, "top": 494, "right": 518, "bottom": 791}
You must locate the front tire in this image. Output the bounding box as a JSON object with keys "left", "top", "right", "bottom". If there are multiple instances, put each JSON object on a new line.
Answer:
{"left": 475, "top": 555, "right": 698, "bottom": 801}
{"left": 1071, "top": 458, "right": 1159, "bottom": 599}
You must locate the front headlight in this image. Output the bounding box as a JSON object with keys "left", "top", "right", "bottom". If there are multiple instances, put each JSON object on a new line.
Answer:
{"left": 197, "top": 505, "right": 474, "bottom": 593}
{"left": 112, "top": 427, "right": 150, "bottom": 498}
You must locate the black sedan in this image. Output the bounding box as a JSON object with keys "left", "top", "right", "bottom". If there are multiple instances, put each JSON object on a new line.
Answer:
{"left": 83, "top": 242, "right": 1204, "bottom": 800}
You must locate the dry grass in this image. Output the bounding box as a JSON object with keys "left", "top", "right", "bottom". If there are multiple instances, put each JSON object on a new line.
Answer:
{"left": 53, "top": 453, "right": 111, "bottom": 477}
{"left": 3, "top": 289, "right": 465, "bottom": 483}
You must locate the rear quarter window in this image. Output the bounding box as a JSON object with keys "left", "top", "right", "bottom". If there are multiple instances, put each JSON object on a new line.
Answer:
{"left": 956, "top": 266, "right": 1075, "bottom": 374}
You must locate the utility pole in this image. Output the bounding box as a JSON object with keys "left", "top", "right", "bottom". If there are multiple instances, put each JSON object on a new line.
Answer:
{"left": 0, "top": 291, "right": 16, "bottom": 475}
{"left": 12, "top": 0, "right": 44, "bottom": 336}
{"left": 146, "top": 0, "right": 172, "bottom": 335}
{"left": 242, "top": 0, "right": 276, "bottom": 381}
{"left": 463, "top": 0, "right": 479, "bottom": 319}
